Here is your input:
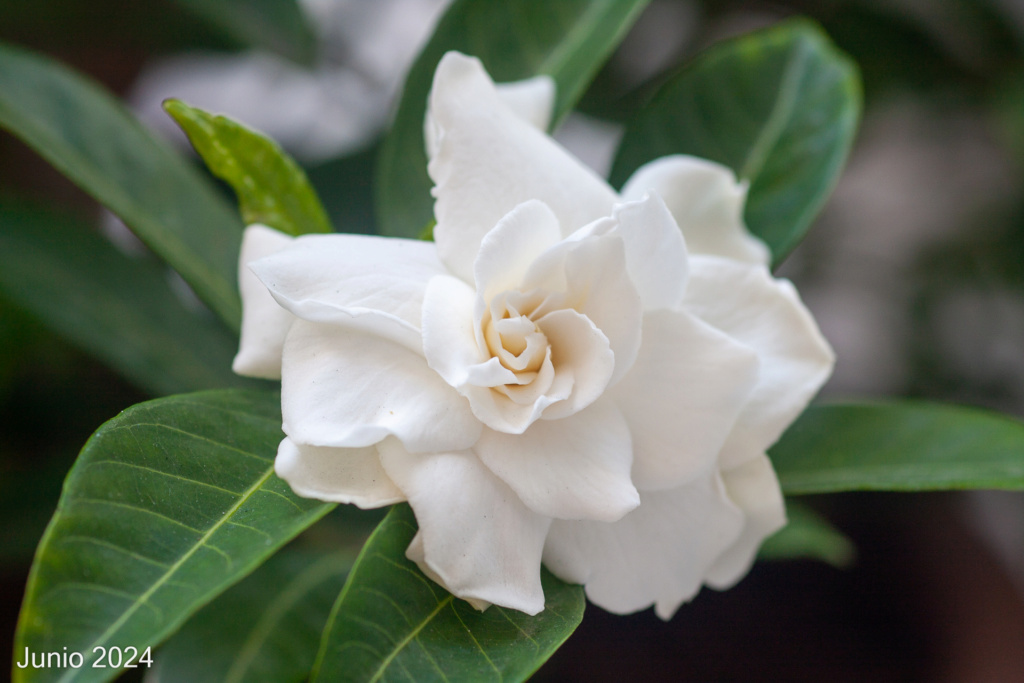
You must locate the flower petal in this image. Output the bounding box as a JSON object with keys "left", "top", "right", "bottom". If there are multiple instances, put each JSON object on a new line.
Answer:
{"left": 476, "top": 398, "right": 638, "bottom": 522}
{"left": 610, "top": 193, "right": 689, "bottom": 311}
{"left": 422, "top": 273, "right": 488, "bottom": 388}
{"left": 428, "top": 52, "right": 617, "bottom": 281}
{"left": 274, "top": 437, "right": 404, "bottom": 508}
{"left": 610, "top": 309, "right": 759, "bottom": 491}
{"left": 534, "top": 309, "right": 614, "bottom": 421}
{"left": 281, "top": 320, "right": 482, "bottom": 453}
{"left": 377, "top": 438, "right": 552, "bottom": 615}
{"left": 250, "top": 233, "right": 446, "bottom": 353}
{"left": 425, "top": 74, "right": 556, "bottom": 161}
{"left": 543, "top": 470, "right": 744, "bottom": 619}
{"left": 524, "top": 228, "right": 642, "bottom": 386}
{"left": 684, "top": 257, "right": 835, "bottom": 468}
{"left": 473, "top": 200, "right": 563, "bottom": 306}
{"left": 704, "top": 454, "right": 787, "bottom": 589}
{"left": 621, "top": 155, "right": 770, "bottom": 265}
{"left": 233, "top": 224, "right": 295, "bottom": 379}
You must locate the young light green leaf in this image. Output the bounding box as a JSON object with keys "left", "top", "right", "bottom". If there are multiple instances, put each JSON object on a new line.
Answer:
{"left": 170, "top": 0, "right": 317, "bottom": 65}
{"left": 758, "top": 500, "right": 855, "bottom": 568}
{"left": 0, "top": 203, "right": 249, "bottom": 396}
{"left": 312, "top": 504, "right": 585, "bottom": 683}
{"left": 376, "top": 0, "right": 650, "bottom": 238}
{"left": 156, "top": 548, "right": 355, "bottom": 683}
{"left": 610, "top": 18, "right": 861, "bottom": 265}
{"left": 0, "top": 42, "right": 244, "bottom": 330}
{"left": 14, "top": 390, "right": 334, "bottom": 683}
{"left": 164, "top": 100, "right": 333, "bottom": 237}
{"left": 771, "top": 402, "right": 1024, "bottom": 494}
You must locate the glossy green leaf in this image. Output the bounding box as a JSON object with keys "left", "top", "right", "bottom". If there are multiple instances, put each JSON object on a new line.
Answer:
{"left": 772, "top": 402, "right": 1024, "bottom": 494}
{"left": 0, "top": 203, "right": 249, "bottom": 396}
{"left": 165, "top": 100, "right": 333, "bottom": 237}
{"left": 376, "top": 0, "right": 650, "bottom": 238}
{"left": 312, "top": 504, "right": 585, "bottom": 682}
{"left": 609, "top": 18, "right": 861, "bottom": 265}
{"left": 170, "top": 0, "right": 316, "bottom": 65}
{"left": 0, "top": 42, "right": 244, "bottom": 330}
{"left": 14, "top": 390, "right": 333, "bottom": 683}
{"left": 157, "top": 548, "right": 355, "bottom": 683}
{"left": 758, "top": 501, "right": 854, "bottom": 568}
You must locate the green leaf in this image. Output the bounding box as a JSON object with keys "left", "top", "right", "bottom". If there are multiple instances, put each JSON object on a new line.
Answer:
{"left": 759, "top": 501, "right": 854, "bottom": 568}
{"left": 14, "top": 390, "right": 333, "bottom": 683}
{"left": 312, "top": 504, "right": 585, "bottom": 682}
{"left": 609, "top": 18, "right": 861, "bottom": 265}
{"left": 772, "top": 402, "right": 1024, "bottom": 494}
{"left": 0, "top": 203, "right": 249, "bottom": 396}
{"left": 376, "top": 0, "right": 650, "bottom": 238}
{"left": 157, "top": 548, "right": 355, "bottom": 683}
{"left": 165, "top": 100, "right": 333, "bottom": 237}
{"left": 0, "top": 42, "right": 244, "bottom": 330}
{"left": 170, "top": 0, "right": 317, "bottom": 65}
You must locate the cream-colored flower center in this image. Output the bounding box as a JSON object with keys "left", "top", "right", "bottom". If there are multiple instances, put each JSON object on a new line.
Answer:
{"left": 480, "top": 289, "right": 559, "bottom": 406}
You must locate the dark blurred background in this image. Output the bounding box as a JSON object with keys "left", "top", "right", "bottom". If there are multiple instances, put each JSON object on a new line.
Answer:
{"left": 2, "top": 0, "right": 1024, "bottom": 680}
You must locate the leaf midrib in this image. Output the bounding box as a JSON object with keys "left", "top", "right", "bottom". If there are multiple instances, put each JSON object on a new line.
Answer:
{"left": 738, "top": 36, "right": 811, "bottom": 182}
{"left": 57, "top": 465, "right": 277, "bottom": 682}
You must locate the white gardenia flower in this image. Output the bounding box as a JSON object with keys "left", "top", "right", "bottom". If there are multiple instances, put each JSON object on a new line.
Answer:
{"left": 233, "top": 51, "right": 834, "bottom": 619}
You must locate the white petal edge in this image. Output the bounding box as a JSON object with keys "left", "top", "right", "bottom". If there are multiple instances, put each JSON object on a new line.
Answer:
{"left": 684, "top": 256, "right": 835, "bottom": 469}
{"left": 543, "top": 469, "right": 744, "bottom": 620}
{"left": 621, "top": 155, "right": 770, "bottom": 266}
{"left": 281, "top": 320, "right": 482, "bottom": 454}
{"left": 608, "top": 193, "right": 689, "bottom": 311}
{"left": 704, "top": 454, "right": 787, "bottom": 589}
{"left": 250, "top": 233, "right": 446, "bottom": 353}
{"left": 473, "top": 200, "right": 563, "bottom": 307}
{"left": 377, "top": 438, "right": 551, "bottom": 615}
{"left": 424, "top": 73, "right": 556, "bottom": 161}
{"left": 610, "top": 309, "right": 759, "bottom": 491}
{"left": 275, "top": 437, "right": 404, "bottom": 508}
{"left": 233, "top": 224, "right": 296, "bottom": 379}
{"left": 476, "top": 397, "right": 638, "bottom": 522}
{"left": 428, "top": 51, "right": 617, "bottom": 281}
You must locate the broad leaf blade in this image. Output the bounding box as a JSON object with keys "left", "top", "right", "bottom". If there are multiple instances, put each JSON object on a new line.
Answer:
{"left": 14, "top": 390, "right": 333, "bottom": 683}
{"left": 772, "top": 402, "right": 1024, "bottom": 494}
{"left": 759, "top": 501, "right": 854, "bottom": 568}
{"left": 170, "top": 0, "right": 316, "bottom": 65}
{"left": 0, "top": 203, "right": 248, "bottom": 396}
{"left": 0, "top": 42, "right": 244, "bottom": 330}
{"left": 609, "top": 18, "right": 861, "bottom": 264}
{"left": 312, "top": 504, "right": 585, "bottom": 682}
{"left": 376, "top": 0, "right": 650, "bottom": 238}
{"left": 156, "top": 548, "right": 354, "bottom": 683}
{"left": 165, "top": 100, "right": 333, "bottom": 237}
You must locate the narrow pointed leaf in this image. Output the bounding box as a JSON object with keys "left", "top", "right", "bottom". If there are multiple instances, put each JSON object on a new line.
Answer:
{"left": 14, "top": 390, "right": 333, "bottom": 683}
{"left": 610, "top": 18, "right": 861, "bottom": 265}
{"left": 312, "top": 504, "right": 585, "bottom": 683}
{"left": 376, "top": 0, "right": 650, "bottom": 238}
{"left": 0, "top": 203, "right": 248, "bottom": 396}
{"left": 156, "top": 548, "right": 355, "bottom": 683}
{"left": 772, "top": 402, "right": 1024, "bottom": 493}
{"left": 165, "top": 100, "right": 333, "bottom": 237}
{"left": 758, "top": 501, "right": 854, "bottom": 568}
{"left": 0, "top": 42, "right": 244, "bottom": 329}
{"left": 170, "top": 0, "right": 317, "bottom": 65}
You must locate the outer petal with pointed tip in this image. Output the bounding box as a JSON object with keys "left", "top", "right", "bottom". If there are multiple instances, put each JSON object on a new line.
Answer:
{"left": 428, "top": 52, "right": 617, "bottom": 281}
{"left": 378, "top": 438, "right": 552, "bottom": 615}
